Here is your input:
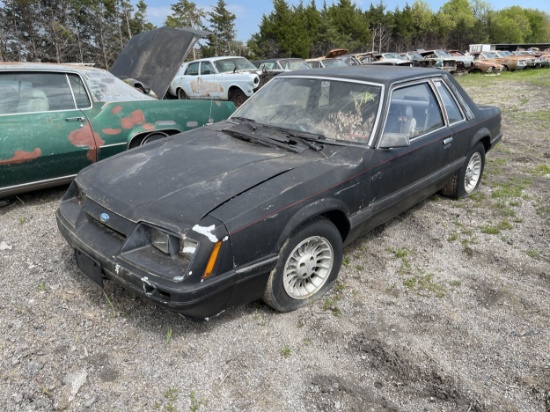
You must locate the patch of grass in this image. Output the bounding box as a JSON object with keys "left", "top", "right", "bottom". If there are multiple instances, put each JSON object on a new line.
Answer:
{"left": 280, "top": 345, "right": 292, "bottom": 358}
{"left": 533, "top": 164, "right": 550, "bottom": 176}
{"left": 37, "top": 280, "right": 48, "bottom": 292}
{"left": 525, "top": 249, "right": 541, "bottom": 260}
{"left": 322, "top": 295, "right": 341, "bottom": 316}
{"left": 355, "top": 265, "right": 364, "bottom": 271}
{"left": 189, "top": 390, "right": 206, "bottom": 412}
{"left": 480, "top": 220, "right": 513, "bottom": 235}
{"left": 447, "top": 232, "right": 458, "bottom": 242}
{"left": 403, "top": 273, "right": 447, "bottom": 298}
{"left": 491, "top": 178, "right": 532, "bottom": 199}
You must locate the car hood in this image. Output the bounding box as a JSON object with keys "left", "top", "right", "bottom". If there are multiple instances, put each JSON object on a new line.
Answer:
{"left": 77, "top": 125, "right": 323, "bottom": 233}
{"left": 110, "top": 27, "right": 208, "bottom": 99}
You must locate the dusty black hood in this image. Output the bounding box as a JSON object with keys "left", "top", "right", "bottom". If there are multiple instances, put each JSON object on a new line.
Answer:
{"left": 77, "top": 126, "right": 322, "bottom": 233}
{"left": 110, "top": 27, "right": 208, "bottom": 99}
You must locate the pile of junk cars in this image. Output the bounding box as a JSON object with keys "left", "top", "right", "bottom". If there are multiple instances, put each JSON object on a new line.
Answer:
{"left": 1, "top": 27, "right": 505, "bottom": 320}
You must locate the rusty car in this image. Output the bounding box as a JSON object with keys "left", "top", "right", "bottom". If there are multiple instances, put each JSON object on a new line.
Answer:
{"left": 306, "top": 49, "right": 351, "bottom": 68}
{"left": 168, "top": 56, "right": 261, "bottom": 107}
{"left": 0, "top": 63, "right": 235, "bottom": 199}
{"left": 359, "top": 52, "right": 412, "bottom": 66}
{"left": 472, "top": 51, "right": 527, "bottom": 71}
{"left": 56, "top": 66, "right": 502, "bottom": 319}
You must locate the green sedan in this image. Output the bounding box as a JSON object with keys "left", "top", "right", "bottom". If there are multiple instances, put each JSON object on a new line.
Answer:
{"left": 0, "top": 63, "right": 235, "bottom": 198}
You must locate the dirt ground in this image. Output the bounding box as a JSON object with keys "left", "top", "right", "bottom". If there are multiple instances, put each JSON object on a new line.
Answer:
{"left": 0, "top": 72, "right": 548, "bottom": 412}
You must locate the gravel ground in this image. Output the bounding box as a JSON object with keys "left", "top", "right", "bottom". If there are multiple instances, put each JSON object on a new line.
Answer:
{"left": 1, "top": 73, "right": 549, "bottom": 412}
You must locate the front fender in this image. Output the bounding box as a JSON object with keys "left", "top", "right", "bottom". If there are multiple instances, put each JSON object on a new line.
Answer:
{"left": 276, "top": 198, "right": 351, "bottom": 249}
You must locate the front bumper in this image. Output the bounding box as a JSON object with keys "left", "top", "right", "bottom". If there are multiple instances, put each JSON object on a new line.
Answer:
{"left": 56, "top": 193, "right": 276, "bottom": 319}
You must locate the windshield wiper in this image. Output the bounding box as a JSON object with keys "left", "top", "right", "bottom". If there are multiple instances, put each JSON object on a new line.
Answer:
{"left": 222, "top": 127, "right": 302, "bottom": 153}
{"left": 269, "top": 127, "right": 325, "bottom": 152}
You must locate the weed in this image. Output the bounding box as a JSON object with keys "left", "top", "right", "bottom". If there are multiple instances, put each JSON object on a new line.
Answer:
{"left": 403, "top": 273, "right": 447, "bottom": 298}
{"left": 480, "top": 220, "right": 512, "bottom": 234}
{"left": 342, "top": 256, "right": 350, "bottom": 266}
{"left": 533, "top": 164, "right": 550, "bottom": 176}
{"left": 37, "top": 280, "right": 47, "bottom": 292}
{"left": 280, "top": 345, "right": 292, "bottom": 358}
{"left": 103, "top": 291, "right": 119, "bottom": 317}
{"left": 355, "top": 265, "right": 364, "bottom": 271}
{"left": 166, "top": 325, "right": 173, "bottom": 345}
{"left": 19, "top": 216, "right": 25, "bottom": 224}
{"left": 525, "top": 250, "right": 541, "bottom": 260}
{"left": 323, "top": 295, "right": 341, "bottom": 316}
{"left": 447, "top": 232, "right": 458, "bottom": 242}
{"left": 449, "top": 280, "right": 461, "bottom": 287}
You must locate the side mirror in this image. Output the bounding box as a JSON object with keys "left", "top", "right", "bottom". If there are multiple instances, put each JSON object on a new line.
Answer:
{"left": 379, "top": 132, "right": 410, "bottom": 149}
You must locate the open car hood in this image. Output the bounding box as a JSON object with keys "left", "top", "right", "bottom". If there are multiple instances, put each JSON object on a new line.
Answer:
{"left": 110, "top": 27, "right": 208, "bottom": 99}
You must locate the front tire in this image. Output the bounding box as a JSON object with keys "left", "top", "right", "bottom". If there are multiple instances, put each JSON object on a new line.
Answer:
{"left": 229, "top": 89, "right": 247, "bottom": 107}
{"left": 441, "top": 143, "right": 485, "bottom": 199}
{"left": 263, "top": 218, "right": 343, "bottom": 312}
{"left": 177, "top": 88, "right": 188, "bottom": 100}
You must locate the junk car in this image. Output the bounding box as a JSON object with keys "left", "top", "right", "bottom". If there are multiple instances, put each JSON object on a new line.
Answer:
{"left": 0, "top": 63, "right": 235, "bottom": 198}
{"left": 168, "top": 56, "right": 261, "bottom": 107}
{"left": 57, "top": 66, "right": 502, "bottom": 319}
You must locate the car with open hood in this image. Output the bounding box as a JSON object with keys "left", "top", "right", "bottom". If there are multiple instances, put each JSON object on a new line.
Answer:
{"left": 168, "top": 56, "right": 261, "bottom": 107}
{"left": 56, "top": 66, "right": 502, "bottom": 320}
{"left": 0, "top": 62, "right": 235, "bottom": 199}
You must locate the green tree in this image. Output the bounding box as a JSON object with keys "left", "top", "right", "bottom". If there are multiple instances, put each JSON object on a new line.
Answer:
{"left": 439, "top": 0, "right": 476, "bottom": 50}
{"left": 164, "top": 0, "right": 206, "bottom": 30}
{"left": 130, "top": 0, "right": 154, "bottom": 34}
{"left": 202, "top": 0, "right": 237, "bottom": 56}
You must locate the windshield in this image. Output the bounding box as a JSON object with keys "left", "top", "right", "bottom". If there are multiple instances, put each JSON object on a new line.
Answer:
{"left": 324, "top": 59, "right": 348, "bottom": 67}
{"left": 280, "top": 59, "right": 311, "bottom": 70}
{"left": 231, "top": 77, "right": 381, "bottom": 143}
{"left": 484, "top": 52, "right": 497, "bottom": 58}
{"left": 214, "top": 57, "right": 257, "bottom": 73}
{"left": 382, "top": 53, "right": 401, "bottom": 59}
{"left": 435, "top": 50, "right": 453, "bottom": 58}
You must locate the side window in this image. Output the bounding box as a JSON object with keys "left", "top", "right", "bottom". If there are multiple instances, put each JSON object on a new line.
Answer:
{"left": 185, "top": 62, "right": 199, "bottom": 76}
{"left": 382, "top": 82, "right": 444, "bottom": 141}
{"left": 201, "top": 62, "right": 215, "bottom": 75}
{"left": 434, "top": 81, "right": 464, "bottom": 124}
{"left": 0, "top": 72, "right": 76, "bottom": 114}
{"left": 42, "top": 73, "right": 76, "bottom": 111}
{"left": 68, "top": 74, "right": 91, "bottom": 109}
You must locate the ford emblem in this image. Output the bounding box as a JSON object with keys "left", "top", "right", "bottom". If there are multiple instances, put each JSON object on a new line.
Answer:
{"left": 100, "top": 212, "right": 110, "bottom": 222}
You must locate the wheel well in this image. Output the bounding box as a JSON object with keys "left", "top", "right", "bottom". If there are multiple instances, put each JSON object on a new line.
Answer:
{"left": 229, "top": 86, "right": 244, "bottom": 97}
{"left": 476, "top": 136, "right": 491, "bottom": 154}
{"left": 129, "top": 130, "right": 179, "bottom": 149}
{"left": 321, "top": 210, "right": 351, "bottom": 242}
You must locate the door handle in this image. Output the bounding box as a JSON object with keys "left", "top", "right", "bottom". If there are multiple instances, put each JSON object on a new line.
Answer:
{"left": 443, "top": 137, "right": 453, "bottom": 145}
{"left": 66, "top": 116, "right": 85, "bottom": 122}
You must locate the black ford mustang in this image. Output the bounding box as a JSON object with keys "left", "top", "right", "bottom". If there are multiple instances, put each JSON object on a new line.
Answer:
{"left": 56, "top": 66, "right": 502, "bottom": 319}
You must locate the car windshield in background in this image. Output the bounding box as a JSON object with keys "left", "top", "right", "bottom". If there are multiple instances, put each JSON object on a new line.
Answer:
{"left": 232, "top": 77, "right": 382, "bottom": 143}
{"left": 214, "top": 58, "right": 258, "bottom": 73}
{"left": 280, "top": 59, "right": 311, "bottom": 70}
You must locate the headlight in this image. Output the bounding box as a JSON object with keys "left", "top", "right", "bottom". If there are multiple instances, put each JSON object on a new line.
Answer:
{"left": 151, "top": 228, "right": 170, "bottom": 254}
{"left": 150, "top": 227, "right": 198, "bottom": 262}
{"left": 180, "top": 237, "right": 198, "bottom": 260}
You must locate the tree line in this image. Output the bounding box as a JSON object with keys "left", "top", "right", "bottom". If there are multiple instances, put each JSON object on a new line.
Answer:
{"left": 1, "top": 0, "right": 549, "bottom": 69}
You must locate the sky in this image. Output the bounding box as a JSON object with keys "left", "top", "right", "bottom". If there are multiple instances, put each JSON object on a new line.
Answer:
{"left": 141, "top": 0, "right": 550, "bottom": 42}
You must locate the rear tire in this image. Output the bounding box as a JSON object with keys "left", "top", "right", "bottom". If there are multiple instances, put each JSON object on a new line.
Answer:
{"left": 441, "top": 143, "right": 485, "bottom": 199}
{"left": 130, "top": 132, "right": 169, "bottom": 148}
{"left": 262, "top": 218, "right": 343, "bottom": 313}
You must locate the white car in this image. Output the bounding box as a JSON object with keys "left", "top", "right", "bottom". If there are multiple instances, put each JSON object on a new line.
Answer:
{"left": 169, "top": 56, "right": 261, "bottom": 107}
